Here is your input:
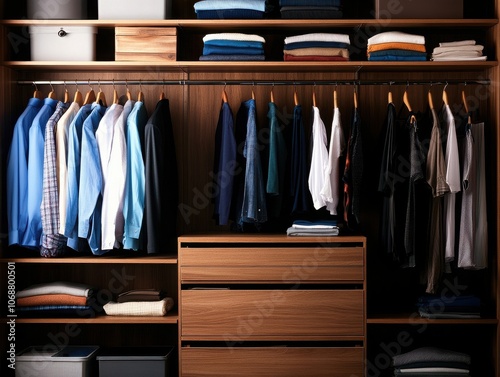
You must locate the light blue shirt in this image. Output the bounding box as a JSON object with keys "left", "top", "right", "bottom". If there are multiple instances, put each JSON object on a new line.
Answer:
{"left": 7, "top": 97, "right": 44, "bottom": 246}
{"left": 123, "top": 101, "right": 147, "bottom": 250}
{"left": 22, "top": 97, "right": 58, "bottom": 247}
{"left": 78, "top": 103, "right": 107, "bottom": 254}
{"left": 63, "top": 104, "right": 93, "bottom": 249}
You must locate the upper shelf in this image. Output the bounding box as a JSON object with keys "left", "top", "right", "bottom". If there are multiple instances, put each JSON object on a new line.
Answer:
{"left": 1, "top": 18, "right": 498, "bottom": 28}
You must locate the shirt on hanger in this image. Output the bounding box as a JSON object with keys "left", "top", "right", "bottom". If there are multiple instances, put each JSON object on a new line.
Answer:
{"left": 308, "top": 106, "right": 329, "bottom": 210}
{"left": 23, "top": 97, "right": 59, "bottom": 247}
{"left": 7, "top": 97, "right": 44, "bottom": 246}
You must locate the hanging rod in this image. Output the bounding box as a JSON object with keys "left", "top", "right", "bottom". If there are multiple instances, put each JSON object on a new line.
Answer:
{"left": 18, "top": 79, "right": 490, "bottom": 86}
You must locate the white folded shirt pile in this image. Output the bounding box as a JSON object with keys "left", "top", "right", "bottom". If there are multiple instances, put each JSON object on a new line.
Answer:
{"left": 431, "top": 40, "right": 487, "bottom": 61}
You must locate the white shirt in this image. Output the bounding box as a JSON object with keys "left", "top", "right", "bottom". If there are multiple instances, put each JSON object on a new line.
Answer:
{"left": 443, "top": 104, "right": 461, "bottom": 263}
{"left": 321, "top": 107, "right": 345, "bottom": 215}
{"left": 55, "top": 101, "right": 80, "bottom": 235}
{"left": 308, "top": 106, "right": 329, "bottom": 210}
{"left": 97, "top": 102, "right": 129, "bottom": 250}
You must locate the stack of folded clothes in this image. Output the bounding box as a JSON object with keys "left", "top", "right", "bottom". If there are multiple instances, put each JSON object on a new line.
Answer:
{"left": 392, "top": 347, "right": 471, "bottom": 376}
{"left": 286, "top": 219, "right": 340, "bottom": 236}
{"left": 417, "top": 294, "right": 481, "bottom": 319}
{"left": 283, "top": 33, "right": 350, "bottom": 61}
{"left": 194, "top": 0, "right": 268, "bottom": 19}
{"left": 367, "top": 31, "right": 427, "bottom": 61}
{"left": 431, "top": 40, "right": 486, "bottom": 61}
{"left": 16, "top": 281, "right": 98, "bottom": 318}
{"left": 279, "top": 0, "right": 343, "bottom": 19}
{"left": 103, "top": 289, "right": 174, "bottom": 317}
{"left": 200, "top": 33, "right": 266, "bottom": 61}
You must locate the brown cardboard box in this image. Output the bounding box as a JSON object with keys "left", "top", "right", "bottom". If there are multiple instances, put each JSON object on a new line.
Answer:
{"left": 115, "top": 27, "right": 176, "bottom": 62}
{"left": 375, "top": 0, "right": 463, "bottom": 19}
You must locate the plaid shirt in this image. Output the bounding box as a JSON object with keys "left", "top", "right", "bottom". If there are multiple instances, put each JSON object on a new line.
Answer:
{"left": 40, "top": 101, "right": 69, "bottom": 257}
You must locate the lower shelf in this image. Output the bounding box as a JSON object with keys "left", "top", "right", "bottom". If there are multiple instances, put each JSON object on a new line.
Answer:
{"left": 12, "top": 312, "right": 178, "bottom": 324}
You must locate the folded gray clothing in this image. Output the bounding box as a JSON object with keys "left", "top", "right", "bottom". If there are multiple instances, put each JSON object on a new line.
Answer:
{"left": 432, "top": 45, "right": 483, "bottom": 54}
{"left": 286, "top": 227, "right": 339, "bottom": 236}
{"left": 392, "top": 347, "right": 471, "bottom": 368}
{"left": 395, "top": 367, "right": 470, "bottom": 374}
{"left": 199, "top": 54, "right": 265, "bottom": 61}
{"left": 17, "top": 281, "right": 95, "bottom": 298}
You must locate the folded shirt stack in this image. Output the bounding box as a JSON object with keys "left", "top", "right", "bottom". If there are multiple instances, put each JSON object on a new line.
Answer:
{"left": 16, "top": 281, "right": 98, "bottom": 318}
{"left": 279, "top": 0, "right": 343, "bottom": 19}
{"left": 194, "top": 0, "right": 268, "bottom": 19}
{"left": 103, "top": 289, "right": 174, "bottom": 317}
{"left": 367, "top": 31, "right": 427, "bottom": 61}
{"left": 392, "top": 347, "right": 471, "bottom": 376}
{"left": 431, "top": 40, "right": 487, "bottom": 61}
{"left": 200, "top": 33, "right": 266, "bottom": 61}
{"left": 283, "top": 33, "right": 351, "bottom": 61}
{"left": 286, "top": 219, "right": 340, "bottom": 236}
{"left": 417, "top": 294, "right": 481, "bottom": 319}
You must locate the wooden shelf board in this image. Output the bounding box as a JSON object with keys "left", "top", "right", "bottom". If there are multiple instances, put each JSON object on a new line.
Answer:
{"left": 13, "top": 312, "right": 178, "bottom": 324}
{"left": 1, "top": 19, "right": 497, "bottom": 28}
{"left": 367, "top": 314, "right": 498, "bottom": 325}
{"left": 3, "top": 61, "right": 496, "bottom": 73}
{"left": 0, "top": 255, "right": 178, "bottom": 264}
{"left": 178, "top": 233, "right": 366, "bottom": 244}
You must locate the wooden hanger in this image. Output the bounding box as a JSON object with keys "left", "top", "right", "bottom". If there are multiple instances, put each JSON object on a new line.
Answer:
{"left": 112, "top": 80, "right": 119, "bottom": 104}
{"left": 403, "top": 86, "right": 416, "bottom": 124}
{"left": 47, "top": 83, "right": 57, "bottom": 99}
{"left": 221, "top": 85, "right": 228, "bottom": 103}
{"left": 462, "top": 87, "right": 471, "bottom": 124}
{"left": 64, "top": 89, "right": 69, "bottom": 103}
{"left": 73, "top": 82, "right": 83, "bottom": 106}
{"left": 333, "top": 88, "right": 338, "bottom": 108}
{"left": 428, "top": 89, "right": 434, "bottom": 110}
{"left": 251, "top": 83, "right": 255, "bottom": 100}
{"left": 270, "top": 85, "right": 274, "bottom": 103}
{"left": 442, "top": 83, "right": 449, "bottom": 106}
{"left": 294, "top": 86, "right": 299, "bottom": 106}
{"left": 353, "top": 89, "right": 358, "bottom": 109}
{"left": 137, "top": 81, "right": 144, "bottom": 102}
{"left": 83, "top": 81, "right": 96, "bottom": 105}
{"left": 96, "top": 82, "right": 107, "bottom": 106}
{"left": 312, "top": 86, "right": 317, "bottom": 107}
{"left": 32, "top": 83, "right": 43, "bottom": 99}
{"left": 388, "top": 89, "right": 393, "bottom": 104}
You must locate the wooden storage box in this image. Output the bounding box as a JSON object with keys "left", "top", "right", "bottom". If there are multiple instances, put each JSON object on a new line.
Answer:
{"left": 115, "top": 27, "right": 176, "bottom": 62}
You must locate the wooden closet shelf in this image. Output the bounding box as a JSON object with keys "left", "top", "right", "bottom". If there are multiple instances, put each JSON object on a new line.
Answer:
{"left": 1, "top": 18, "right": 497, "bottom": 28}
{"left": 13, "top": 312, "right": 179, "bottom": 324}
{"left": 0, "top": 255, "right": 178, "bottom": 264}
{"left": 367, "top": 315, "right": 498, "bottom": 325}
{"left": 4, "top": 61, "right": 497, "bottom": 73}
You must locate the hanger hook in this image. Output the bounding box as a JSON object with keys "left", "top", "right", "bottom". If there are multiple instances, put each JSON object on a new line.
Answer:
{"left": 98, "top": 79, "right": 102, "bottom": 92}
{"left": 49, "top": 81, "right": 54, "bottom": 92}
{"left": 33, "top": 81, "right": 38, "bottom": 91}
{"left": 75, "top": 80, "right": 78, "bottom": 92}
{"left": 444, "top": 81, "right": 449, "bottom": 91}
{"left": 139, "top": 79, "right": 142, "bottom": 92}
{"left": 112, "top": 78, "right": 115, "bottom": 90}
{"left": 88, "top": 79, "right": 93, "bottom": 91}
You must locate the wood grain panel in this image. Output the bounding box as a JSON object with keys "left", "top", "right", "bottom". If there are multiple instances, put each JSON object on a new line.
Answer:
{"left": 181, "top": 290, "right": 364, "bottom": 339}
{"left": 181, "top": 347, "right": 364, "bottom": 377}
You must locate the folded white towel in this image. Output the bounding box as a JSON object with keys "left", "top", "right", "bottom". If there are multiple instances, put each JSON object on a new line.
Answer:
{"left": 284, "top": 33, "right": 350, "bottom": 45}
{"left": 433, "top": 45, "right": 483, "bottom": 54}
{"left": 432, "top": 56, "right": 487, "bottom": 61}
{"left": 203, "top": 33, "right": 265, "bottom": 43}
{"left": 439, "top": 40, "right": 476, "bottom": 47}
{"left": 17, "top": 281, "right": 95, "bottom": 298}
{"left": 432, "top": 52, "right": 483, "bottom": 59}
{"left": 103, "top": 297, "right": 174, "bottom": 316}
{"left": 367, "top": 31, "right": 425, "bottom": 46}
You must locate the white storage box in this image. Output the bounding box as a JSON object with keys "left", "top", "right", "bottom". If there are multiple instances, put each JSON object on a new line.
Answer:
{"left": 16, "top": 346, "right": 99, "bottom": 377}
{"left": 98, "top": 0, "right": 172, "bottom": 20}
{"left": 29, "top": 26, "right": 97, "bottom": 61}
{"left": 27, "top": 0, "right": 88, "bottom": 19}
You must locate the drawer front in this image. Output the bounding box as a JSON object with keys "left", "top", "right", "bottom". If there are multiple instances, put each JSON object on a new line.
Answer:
{"left": 181, "top": 347, "right": 364, "bottom": 377}
{"left": 180, "top": 247, "right": 364, "bottom": 282}
{"left": 181, "top": 290, "right": 364, "bottom": 339}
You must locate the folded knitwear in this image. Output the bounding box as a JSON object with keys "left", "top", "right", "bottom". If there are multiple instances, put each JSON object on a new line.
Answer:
{"left": 284, "top": 41, "right": 349, "bottom": 50}
{"left": 280, "top": 0, "right": 342, "bottom": 6}
{"left": 194, "top": 0, "right": 267, "bottom": 12}
{"left": 369, "top": 49, "right": 427, "bottom": 58}
{"left": 439, "top": 40, "right": 476, "bottom": 47}
{"left": 292, "top": 219, "right": 338, "bottom": 229}
{"left": 196, "top": 9, "right": 264, "bottom": 19}
{"left": 117, "top": 289, "right": 166, "bottom": 303}
{"left": 432, "top": 45, "right": 483, "bottom": 54}
{"left": 17, "top": 294, "right": 88, "bottom": 307}
{"left": 17, "top": 305, "right": 95, "bottom": 318}
{"left": 367, "top": 42, "right": 426, "bottom": 53}
{"left": 392, "top": 347, "right": 471, "bottom": 368}
{"left": 203, "top": 45, "right": 264, "bottom": 55}
{"left": 204, "top": 33, "right": 266, "bottom": 43}
{"left": 284, "top": 47, "right": 349, "bottom": 58}
{"left": 368, "top": 55, "right": 427, "bottom": 61}
{"left": 284, "top": 55, "right": 349, "bottom": 61}
{"left": 431, "top": 56, "right": 487, "bottom": 61}
{"left": 368, "top": 31, "right": 425, "bottom": 46}
{"left": 395, "top": 367, "right": 470, "bottom": 374}
{"left": 432, "top": 51, "right": 484, "bottom": 59}
{"left": 199, "top": 54, "right": 266, "bottom": 61}
{"left": 287, "top": 227, "right": 340, "bottom": 236}
{"left": 103, "top": 297, "right": 174, "bottom": 316}
{"left": 285, "top": 33, "right": 350, "bottom": 45}
{"left": 204, "top": 39, "right": 265, "bottom": 48}
{"left": 17, "top": 281, "right": 95, "bottom": 298}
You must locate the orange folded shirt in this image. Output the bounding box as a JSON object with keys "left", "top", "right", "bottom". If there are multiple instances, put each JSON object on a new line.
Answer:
{"left": 17, "top": 294, "right": 88, "bottom": 307}
{"left": 367, "top": 42, "right": 426, "bottom": 53}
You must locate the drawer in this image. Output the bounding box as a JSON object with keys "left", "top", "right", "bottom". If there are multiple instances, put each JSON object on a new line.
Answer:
{"left": 181, "top": 346, "right": 364, "bottom": 377}
{"left": 181, "top": 289, "right": 364, "bottom": 339}
{"left": 180, "top": 246, "right": 364, "bottom": 282}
